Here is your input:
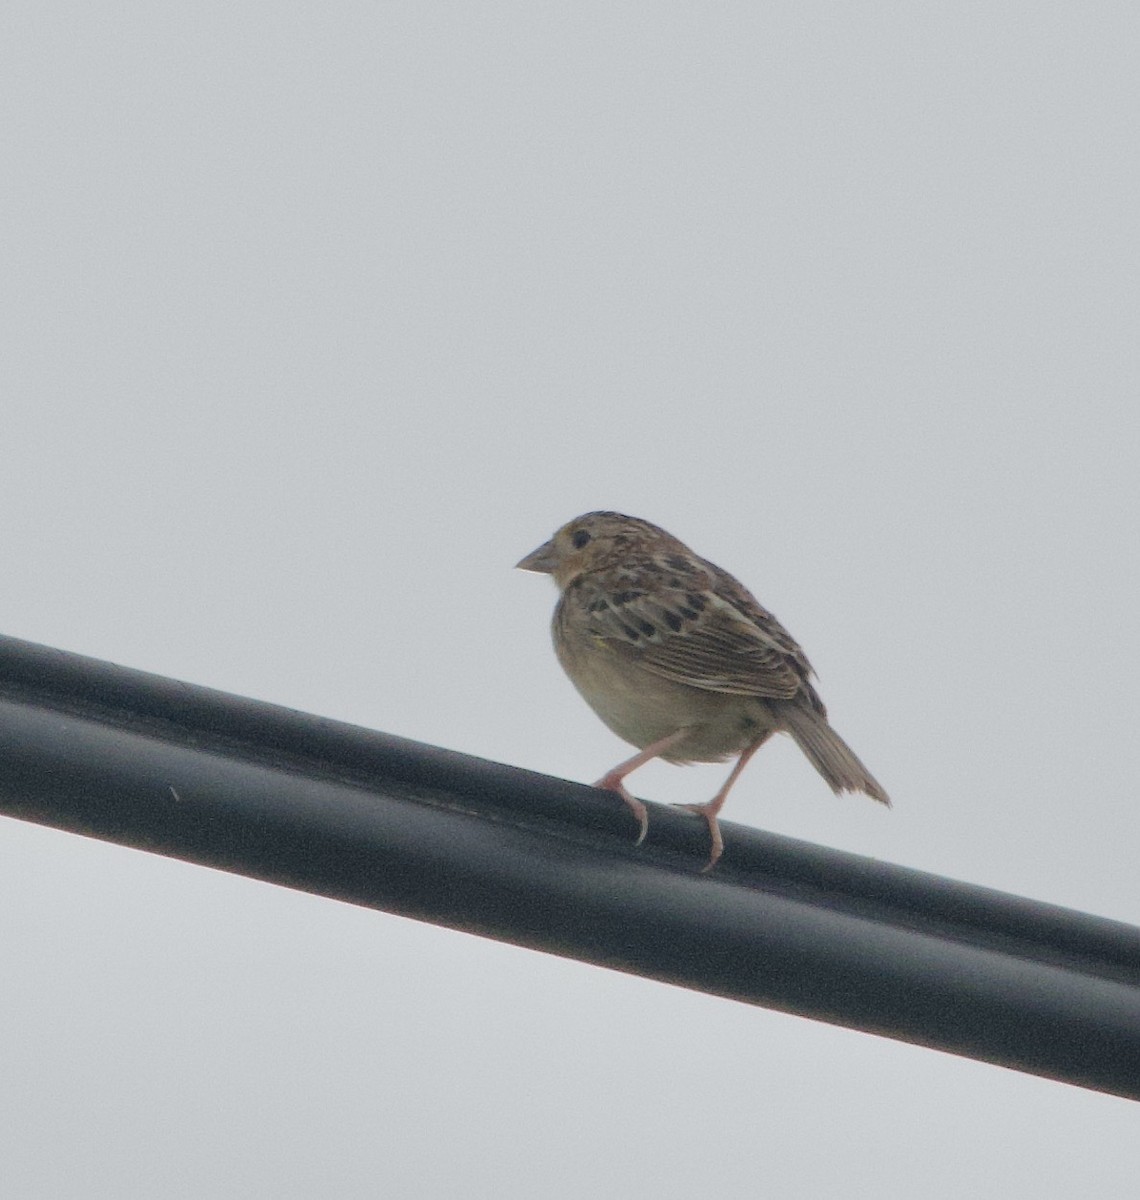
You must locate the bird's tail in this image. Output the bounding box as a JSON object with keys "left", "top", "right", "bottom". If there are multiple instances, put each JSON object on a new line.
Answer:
{"left": 782, "top": 705, "right": 891, "bottom": 806}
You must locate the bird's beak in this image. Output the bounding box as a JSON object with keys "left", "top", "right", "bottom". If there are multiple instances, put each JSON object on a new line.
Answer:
{"left": 515, "top": 539, "right": 558, "bottom": 573}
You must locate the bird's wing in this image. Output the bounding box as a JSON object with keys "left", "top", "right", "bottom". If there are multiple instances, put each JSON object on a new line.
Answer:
{"left": 572, "top": 562, "right": 810, "bottom": 700}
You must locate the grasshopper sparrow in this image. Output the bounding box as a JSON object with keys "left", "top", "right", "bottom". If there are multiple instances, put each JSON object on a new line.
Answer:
{"left": 517, "top": 511, "right": 889, "bottom": 869}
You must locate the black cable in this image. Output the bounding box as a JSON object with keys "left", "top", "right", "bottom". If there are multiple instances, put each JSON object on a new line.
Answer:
{"left": 0, "top": 634, "right": 1137, "bottom": 1099}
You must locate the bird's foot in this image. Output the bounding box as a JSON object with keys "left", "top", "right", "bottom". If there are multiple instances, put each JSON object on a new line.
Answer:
{"left": 678, "top": 801, "right": 725, "bottom": 872}
{"left": 594, "top": 772, "right": 650, "bottom": 845}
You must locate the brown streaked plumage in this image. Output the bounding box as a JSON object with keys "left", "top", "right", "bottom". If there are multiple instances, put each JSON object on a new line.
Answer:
{"left": 516, "top": 511, "right": 889, "bottom": 869}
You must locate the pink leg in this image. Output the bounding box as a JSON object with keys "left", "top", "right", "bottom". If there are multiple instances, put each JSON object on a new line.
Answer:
{"left": 681, "top": 739, "right": 765, "bottom": 871}
{"left": 594, "top": 729, "right": 689, "bottom": 846}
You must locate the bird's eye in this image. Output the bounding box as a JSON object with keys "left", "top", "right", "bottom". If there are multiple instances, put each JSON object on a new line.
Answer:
{"left": 572, "top": 529, "right": 592, "bottom": 549}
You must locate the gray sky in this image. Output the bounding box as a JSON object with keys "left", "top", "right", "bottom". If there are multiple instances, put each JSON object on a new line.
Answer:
{"left": 3, "top": 3, "right": 1139, "bottom": 1196}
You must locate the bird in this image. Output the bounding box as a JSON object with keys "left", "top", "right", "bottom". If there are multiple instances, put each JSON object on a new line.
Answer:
{"left": 516, "top": 511, "right": 889, "bottom": 869}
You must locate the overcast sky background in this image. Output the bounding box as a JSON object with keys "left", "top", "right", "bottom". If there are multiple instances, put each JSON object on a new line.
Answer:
{"left": 3, "top": 4, "right": 1139, "bottom": 1197}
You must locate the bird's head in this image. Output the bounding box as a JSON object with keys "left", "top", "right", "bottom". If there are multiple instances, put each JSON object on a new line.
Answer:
{"left": 515, "top": 511, "right": 678, "bottom": 589}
